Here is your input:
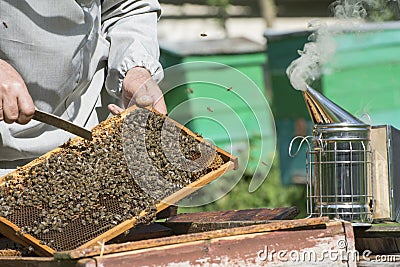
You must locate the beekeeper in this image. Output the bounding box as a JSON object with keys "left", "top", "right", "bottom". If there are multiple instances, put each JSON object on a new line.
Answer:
{"left": 0, "top": 0, "right": 167, "bottom": 176}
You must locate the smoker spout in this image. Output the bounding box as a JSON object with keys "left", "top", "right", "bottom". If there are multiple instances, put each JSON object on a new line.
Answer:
{"left": 303, "top": 85, "right": 366, "bottom": 125}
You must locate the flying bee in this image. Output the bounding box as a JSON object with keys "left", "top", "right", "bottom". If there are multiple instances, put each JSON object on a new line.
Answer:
{"left": 2, "top": 21, "right": 8, "bottom": 29}
{"left": 207, "top": 107, "right": 214, "bottom": 112}
{"left": 227, "top": 86, "right": 233, "bottom": 92}
{"left": 200, "top": 32, "right": 207, "bottom": 37}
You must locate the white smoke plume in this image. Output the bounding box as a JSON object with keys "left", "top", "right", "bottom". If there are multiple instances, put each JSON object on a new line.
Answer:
{"left": 286, "top": 21, "right": 336, "bottom": 91}
{"left": 286, "top": 0, "right": 384, "bottom": 91}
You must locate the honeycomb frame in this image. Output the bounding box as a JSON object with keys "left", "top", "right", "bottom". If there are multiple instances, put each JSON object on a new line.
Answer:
{"left": 0, "top": 106, "right": 237, "bottom": 256}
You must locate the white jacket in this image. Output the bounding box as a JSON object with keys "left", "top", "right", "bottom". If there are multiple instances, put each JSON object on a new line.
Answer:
{"left": 0, "top": 0, "right": 163, "bottom": 161}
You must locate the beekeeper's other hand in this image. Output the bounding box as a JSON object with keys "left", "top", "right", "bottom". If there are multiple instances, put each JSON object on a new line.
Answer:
{"left": 108, "top": 67, "right": 167, "bottom": 115}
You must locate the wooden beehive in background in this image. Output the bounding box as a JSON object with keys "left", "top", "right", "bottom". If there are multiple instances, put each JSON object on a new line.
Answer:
{"left": 0, "top": 106, "right": 237, "bottom": 256}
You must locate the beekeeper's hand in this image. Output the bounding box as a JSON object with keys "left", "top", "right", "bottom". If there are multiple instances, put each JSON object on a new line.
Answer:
{"left": 108, "top": 67, "right": 167, "bottom": 115}
{"left": 0, "top": 59, "right": 35, "bottom": 124}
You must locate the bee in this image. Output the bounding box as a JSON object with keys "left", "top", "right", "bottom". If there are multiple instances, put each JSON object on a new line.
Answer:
{"left": 227, "top": 86, "right": 233, "bottom": 92}
{"left": 187, "top": 87, "right": 194, "bottom": 94}
{"left": 200, "top": 32, "right": 207, "bottom": 37}
{"left": 261, "top": 161, "right": 269, "bottom": 167}
{"left": 207, "top": 107, "right": 214, "bottom": 112}
{"left": 2, "top": 21, "right": 8, "bottom": 29}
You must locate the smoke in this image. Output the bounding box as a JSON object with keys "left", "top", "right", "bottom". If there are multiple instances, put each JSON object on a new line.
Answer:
{"left": 286, "top": 21, "right": 336, "bottom": 91}
{"left": 331, "top": 0, "right": 370, "bottom": 19}
{"left": 286, "top": 0, "right": 381, "bottom": 91}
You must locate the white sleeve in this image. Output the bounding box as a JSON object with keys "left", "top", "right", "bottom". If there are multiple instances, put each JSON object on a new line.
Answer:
{"left": 101, "top": 0, "right": 163, "bottom": 98}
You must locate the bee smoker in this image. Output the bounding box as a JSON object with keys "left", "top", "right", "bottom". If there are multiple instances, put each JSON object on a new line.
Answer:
{"left": 301, "top": 86, "right": 373, "bottom": 223}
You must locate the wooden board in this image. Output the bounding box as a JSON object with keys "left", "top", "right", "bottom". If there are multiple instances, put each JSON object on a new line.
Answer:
{"left": 107, "top": 223, "right": 172, "bottom": 244}
{"left": 91, "top": 220, "right": 355, "bottom": 267}
{"left": 0, "top": 106, "right": 238, "bottom": 256}
{"left": 166, "top": 207, "right": 300, "bottom": 222}
{"left": 54, "top": 218, "right": 357, "bottom": 267}
{"left": 0, "top": 218, "right": 356, "bottom": 267}
{"left": 161, "top": 207, "right": 300, "bottom": 234}
{"left": 0, "top": 257, "right": 93, "bottom": 267}
{"left": 354, "top": 223, "right": 400, "bottom": 254}
{"left": 55, "top": 217, "right": 330, "bottom": 259}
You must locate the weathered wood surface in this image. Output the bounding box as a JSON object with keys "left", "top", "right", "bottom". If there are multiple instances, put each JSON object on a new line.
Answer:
{"left": 0, "top": 106, "right": 237, "bottom": 256}
{"left": 155, "top": 205, "right": 178, "bottom": 220}
{"left": 166, "top": 206, "right": 300, "bottom": 222}
{"left": 55, "top": 217, "right": 330, "bottom": 260}
{"left": 107, "top": 223, "right": 172, "bottom": 244}
{"left": 354, "top": 224, "right": 400, "bottom": 238}
{"left": 162, "top": 207, "right": 300, "bottom": 234}
{"left": 0, "top": 218, "right": 358, "bottom": 266}
{"left": 163, "top": 220, "right": 306, "bottom": 235}
{"left": 5, "top": 219, "right": 400, "bottom": 266}
{"left": 354, "top": 223, "right": 400, "bottom": 255}
{"left": 0, "top": 257, "right": 95, "bottom": 267}
{"left": 91, "top": 220, "right": 355, "bottom": 267}
{"left": 358, "top": 256, "right": 400, "bottom": 267}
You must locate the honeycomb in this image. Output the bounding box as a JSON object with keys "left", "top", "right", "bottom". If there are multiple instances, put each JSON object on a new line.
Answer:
{"left": 0, "top": 108, "right": 225, "bottom": 252}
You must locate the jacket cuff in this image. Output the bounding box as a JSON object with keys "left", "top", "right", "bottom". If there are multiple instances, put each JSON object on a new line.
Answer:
{"left": 105, "top": 40, "right": 164, "bottom": 99}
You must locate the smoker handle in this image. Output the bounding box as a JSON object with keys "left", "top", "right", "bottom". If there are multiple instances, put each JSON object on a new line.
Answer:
{"left": 288, "top": 136, "right": 313, "bottom": 158}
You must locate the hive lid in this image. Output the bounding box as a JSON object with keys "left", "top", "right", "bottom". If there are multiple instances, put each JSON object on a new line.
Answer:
{"left": 303, "top": 85, "right": 366, "bottom": 125}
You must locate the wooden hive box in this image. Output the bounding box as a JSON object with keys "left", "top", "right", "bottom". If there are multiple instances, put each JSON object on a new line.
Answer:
{"left": 0, "top": 106, "right": 237, "bottom": 256}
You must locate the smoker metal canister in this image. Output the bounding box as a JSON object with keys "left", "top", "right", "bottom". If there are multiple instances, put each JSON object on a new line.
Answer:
{"left": 310, "top": 123, "right": 372, "bottom": 223}
{"left": 297, "top": 85, "right": 373, "bottom": 223}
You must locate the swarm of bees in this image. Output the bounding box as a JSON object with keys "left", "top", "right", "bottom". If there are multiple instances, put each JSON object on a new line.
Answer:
{"left": 0, "top": 108, "right": 223, "bottom": 251}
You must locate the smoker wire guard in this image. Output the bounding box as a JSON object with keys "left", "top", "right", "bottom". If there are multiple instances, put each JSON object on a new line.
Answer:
{"left": 289, "top": 124, "right": 374, "bottom": 224}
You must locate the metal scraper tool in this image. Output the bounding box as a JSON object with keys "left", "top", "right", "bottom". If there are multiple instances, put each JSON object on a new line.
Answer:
{"left": 33, "top": 109, "right": 92, "bottom": 141}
